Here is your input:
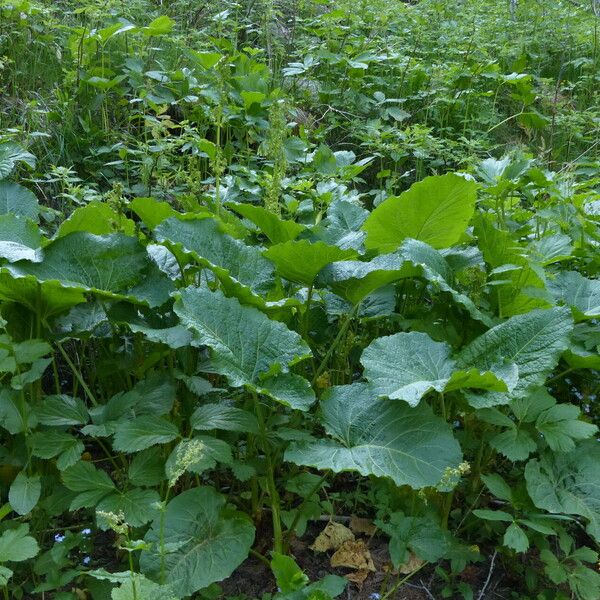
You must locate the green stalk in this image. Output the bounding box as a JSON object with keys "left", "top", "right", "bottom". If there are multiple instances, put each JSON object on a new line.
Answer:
{"left": 55, "top": 341, "right": 98, "bottom": 407}
{"left": 253, "top": 393, "right": 283, "bottom": 554}
{"left": 283, "top": 472, "right": 328, "bottom": 549}
{"left": 312, "top": 302, "right": 360, "bottom": 385}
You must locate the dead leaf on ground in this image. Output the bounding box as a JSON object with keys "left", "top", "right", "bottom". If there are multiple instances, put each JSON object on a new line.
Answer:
{"left": 330, "top": 539, "right": 376, "bottom": 572}
{"left": 345, "top": 568, "right": 371, "bottom": 585}
{"left": 349, "top": 515, "right": 377, "bottom": 536}
{"left": 398, "top": 552, "right": 426, "bottom": 574}
{"left": 310, "top": 521, "right": 355, "bottom": 552}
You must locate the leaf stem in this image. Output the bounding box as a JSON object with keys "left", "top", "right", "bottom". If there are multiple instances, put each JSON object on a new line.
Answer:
{"left": 381, "top": 561, "right": 429, "bottom": 600}
{"left": 55, "top": 341, "right": 98, "bottom": 407}
{"left": 253, "top": 393, "right": 283, "bottom": 554}
{"left": 312, "top": 302, "right": 360, "bottom": 385}
{"left": 283, "top": 472, "right": 328, "bottom": 549}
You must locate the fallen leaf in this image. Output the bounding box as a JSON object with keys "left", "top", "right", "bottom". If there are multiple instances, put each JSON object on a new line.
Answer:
{"left": 345, "top": 568, "right": 370, "bottom": 585}
{"left": 330, "top": 539, "right": 376, "bottom": 572}
{"left": 350, "top": 515, "right": 377, "bottom": 536}
{"left": 398, "top": 552, "right": 425, "bottom": 574}
{"left": 310, "top": 521, "right": 355, "bottom": 552}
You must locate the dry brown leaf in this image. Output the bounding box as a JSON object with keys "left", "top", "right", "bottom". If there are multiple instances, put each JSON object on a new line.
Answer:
{"left": 310, "top": 521, "right": 355, "bottom": 552}
{"left": 330, "top": 539, "right": 376, "bottom": 572}
{"left": 349, "top": 515, "right": 377, "bottom": 536}
{"left": 398, "top": 553, "right": 426, "bottom": 575}
{"left": 345, "top": 569, "right": 370, "bottom": 585}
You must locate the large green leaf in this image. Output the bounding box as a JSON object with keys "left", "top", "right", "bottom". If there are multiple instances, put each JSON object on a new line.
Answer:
{"left": 0, "top": 181, "right": 39, "bottom": 221}
{"left": 548, "top": 271, "right": 600, "bottom": 320}
{"left": 3, "top": 232, "right": 171, "bottom": 313}
{"left": 155, "top": 216, "right": 277, "bottom": 308}
{"left": 317, "top": 199, "right": 369, "bottom": 251}
{"left": 525, "top": 441, "right": 600, "bottom": 542}
{"left": 361, "top": 332, "right": 510, "bottom": 406}
{"left": 0, "top": 274, "right": 86, "bottom": 318}
{"left": 317, "top": 239, "right": 492, "bottom": 324}
{"left": 57, "top": 201, "right": 136, "bottom": 237}
{"left": 0, "top": 142, "right": 36, "bottom": 179}
{"left": 457, "top": 307, "right": 573, "bottom": 407}
{"left": 140, "top": 486, "right": 255, "bottom": 597}
{"left": 226, "top": 201, "right": 306, "bottom": 244}
{"left": 174, "top": 287, "right": 312, "bottom": 408}
{"left": 285, "top": 383, "right": 462, "bottom": 489}
{"left": 316, "top": 251, "right": 419, "bottom": 305}
{"left": 130, "top": 197, "right": 178, "bottom": 229}
{"left": 362, "top": 174, "right": 477, "bottom": 252}
{"left": 264, "top": 239, "right": 357, "bottom": 286}
{"left": 0, "top": 214, "right": 42, "bottom": 263}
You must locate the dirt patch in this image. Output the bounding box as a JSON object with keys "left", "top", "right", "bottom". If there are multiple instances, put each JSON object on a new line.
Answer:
{"left": 221, "top": 521, "right": 433, "bottom": 599}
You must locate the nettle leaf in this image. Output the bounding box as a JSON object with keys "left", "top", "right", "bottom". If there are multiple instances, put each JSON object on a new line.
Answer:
{"left": 377, "top": 512, "right": 454, "bottom": 567}
{"left": 0, "top": 524, "right": 39, "bottom": 562}
{"left": 112, "top": 416, "right": 179, "bottom": 453}
{"left": 362, "top": 174, "right": 477, "bottom": 252}
{"left": 35, "top": 394, "right": 89, "bottom": 426}
{"left": 8, "top": 471, "right": 41, "bottom": 515}
{"left": 476, "top": 387, "right": 591, "bottom": 461}
{"left": 174, "top": 287, "right": 312, "bottom": 409}
{"left": 155, "top": 216, "right": 276, "bottom": 307}
{"left": 475, "top": 214, "right": 550, "bottom": 316}
{"left": 0, "top": 214, "right": 42, "bottom": 263}
{"left": 84, "top": 375, "right": 176, "bottom": 437}
{"left": 535, "top": 404, "right": 597, "bottom": 453}
{"left": 457, "top": 307, "right": 573, "bottom": 408}
{"left": 226, "top": 201, "right": 306, "bottom": 244}
{"left": 128, "top": 447, "right": 166, "bottom": 487}
{"left": 0, "top": 388, "right": 36, "bottom": 434}
{"left": 361, "top": 332, "right": 509, "bottom": 407}
{"left": 285, "top": 384, "right": 462, "bottom": 489}
{"left": 191, "top": 403, "right": 259, "bottom": 434}
{"left": 29, "top": 430, "right": 84, "bottom": 470}
{"left": 548, "top": 271, "right": 600, "bottom": 320}
{"left": 140, "top": 486, "right": 255, "bottom": 597}
{"left": 481, "top": 473, "right": 513, "bottom": 501}
{"left": 264, "top": 239, "right": 357, "bottom": 286}
{"left": 503, "top": 522, "right": 529, "bottom": 553}
{"left": 525, "top": 441, "right": 600, "bottom": 543}
{"left": 0, "top": 181, "right": 39, "bottom": 221}
{"left": 97, "top": 488, "right": 160, "bottom": 528}
{"left": 61, "top": 461, "right": 116, "bottom": 510}
{"left": 165, "top": 436, "right": 232, "bottom": 481}
{"left": 111, "top": 574, "right": 177, "bottom": 600}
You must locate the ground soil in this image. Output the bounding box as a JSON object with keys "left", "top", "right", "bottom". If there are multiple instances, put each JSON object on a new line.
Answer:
{"left": 220, "top": 521, "right": 510, "bottom": 599}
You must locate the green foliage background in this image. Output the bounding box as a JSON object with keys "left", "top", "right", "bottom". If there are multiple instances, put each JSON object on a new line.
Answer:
{"left": 0, "top": 0, "right": 599, "bottom": 598}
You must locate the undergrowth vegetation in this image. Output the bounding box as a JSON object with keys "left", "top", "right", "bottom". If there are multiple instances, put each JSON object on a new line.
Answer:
{"left": 0, "top": 0, "right": 599, "bottom": 598}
